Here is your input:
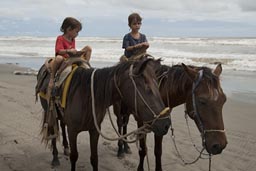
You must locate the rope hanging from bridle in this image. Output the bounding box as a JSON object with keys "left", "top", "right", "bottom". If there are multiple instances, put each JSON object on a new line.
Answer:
{"left": 90, "top": 64, "right": 171, "bottom": 171}
{"left": 90, "top": 65, "right": 169, "bottom": 143}
{"left": 165, "top": 69, "right": 215, "bottom": 171}
{"left": 90, "top": 68, "right": 150, "bottom": 142}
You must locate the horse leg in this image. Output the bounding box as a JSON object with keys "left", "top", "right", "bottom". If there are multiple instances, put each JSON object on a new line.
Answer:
{"left": 123, "top": 114, "right": 131, "bottom": 154}
{"left": 137, "top": 123, "right": 147, "bottom": 171}
{"left": 117, "top": 115, "right": 125, "bottom": 158}
{"left": 68, "top": 129, "right": 78, "bottom": 171}
{"left": 51, "top": 137, "right": 60, "bottom": 167}
{"left": 154, "top": 135, "right": 163, "bottom": 171}
{"left": 60, "top": 120, "right": 69, "bottom": 156}
{"left": 50, "top": 117, "right": 60, "bottom": 167}
{"left": 89, "top": 129, "right": 100, "bottom": 171}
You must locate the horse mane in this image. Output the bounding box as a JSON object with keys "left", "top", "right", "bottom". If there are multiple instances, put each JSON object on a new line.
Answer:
{"left": 195, "top": 65, "right": 222, "bottom": 96}
{"left": 157, "top": 64, "right": 222, "bottom": 97}
{"left": 67, "top": 61, "right": 143, "bottom": 119}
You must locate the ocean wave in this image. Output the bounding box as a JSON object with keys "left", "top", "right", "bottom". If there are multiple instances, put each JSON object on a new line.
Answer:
{"left": 149, "top": 37, "right": 256, "bottom": 46}
{"left": 0, "top": 36, "right": 256, "bottom": 72}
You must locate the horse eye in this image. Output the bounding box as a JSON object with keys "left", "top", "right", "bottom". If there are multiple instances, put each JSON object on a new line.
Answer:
{"left": 198, "top": 98, "right": 207, "bottom": 105}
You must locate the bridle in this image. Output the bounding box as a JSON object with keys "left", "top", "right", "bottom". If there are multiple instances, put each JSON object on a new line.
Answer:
{"left": 89, "top": 63, "right": 170, "bottom": 144}
{"left": 114, "top": 64, "right": 170, "bottom": 126}
{"left": 162, "top": 68, "right": 225, "bottom": 170}
{"left": 184, "top": 69, "right": 225, "bottom": 147}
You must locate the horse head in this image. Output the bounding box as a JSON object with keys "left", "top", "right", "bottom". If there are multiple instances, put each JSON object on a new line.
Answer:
{"left": 182, "top": 63, "right": 227, "bottom": 155}
{"left": 114, "top": 58, "right": 171, "bottom": 136}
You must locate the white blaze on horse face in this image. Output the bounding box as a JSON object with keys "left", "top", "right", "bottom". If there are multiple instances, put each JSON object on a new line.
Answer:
{"left": 212, "top": 88, "right": 219, "bottom": 101}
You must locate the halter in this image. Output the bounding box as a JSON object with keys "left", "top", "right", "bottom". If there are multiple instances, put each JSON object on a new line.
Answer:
{"left": 114, "top": 64, "right": 170, "bottom": 125}
{"left": 90, "top": 64, "right": 169, "bottom": 142}
{"left": 185, "top": 69, "right": 225, "bottom": 147}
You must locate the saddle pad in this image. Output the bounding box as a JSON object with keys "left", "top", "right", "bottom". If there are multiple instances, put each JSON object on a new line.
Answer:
{"left": 61, "top": 65, "right": 79, "bottom": 108}
{"left": 55, "top": 65, "right": 72, "bottom": 87}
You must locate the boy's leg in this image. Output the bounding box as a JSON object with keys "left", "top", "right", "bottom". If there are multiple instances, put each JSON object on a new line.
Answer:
{"left": 47, "top": 56, "right": 64, "bottom": 100}
{"left": 81, "top": 46, "right": 92, "bottom": 61}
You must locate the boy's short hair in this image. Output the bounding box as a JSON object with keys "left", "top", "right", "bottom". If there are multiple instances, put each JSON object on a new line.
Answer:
{"left": 60, "top": 17, "right": 82, "bottom": 33}
{"left": 128, "top": 13, "right": 142, "bottom": 26}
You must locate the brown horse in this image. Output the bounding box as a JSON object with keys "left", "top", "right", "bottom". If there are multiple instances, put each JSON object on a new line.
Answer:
{"left": 114, "top": 63, "right": 228, "bottom": 171}
{"left": 37, "top": 58, "right": 171, "bottom": 171}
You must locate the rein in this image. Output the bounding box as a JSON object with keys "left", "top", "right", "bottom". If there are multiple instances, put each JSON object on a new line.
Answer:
{"left": 112, "top": 63, "right": 169, "bottom": 171}
{"left": 90, "top": 68, "right": 150, "bottom": 142}
{"left": 114, "top": 64, "right": 170, "bottom": 124}
{"left": 156, "top": 68, "right": 169, "bottom": 88}
{"left": 186, "top": 69, "right": 225, "bottom": 143}
{"left": 90, "top": 65, "right": 169, "bottom": 143}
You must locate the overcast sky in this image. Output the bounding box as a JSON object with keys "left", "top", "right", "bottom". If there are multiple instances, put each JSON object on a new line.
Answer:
{"left": 1, "top": 0, "right": 256, "bottom": 37}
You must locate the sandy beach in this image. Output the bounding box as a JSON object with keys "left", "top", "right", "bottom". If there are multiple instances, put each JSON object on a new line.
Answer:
{"left": 0, "top": 63, "right": 256, "bottom": 171}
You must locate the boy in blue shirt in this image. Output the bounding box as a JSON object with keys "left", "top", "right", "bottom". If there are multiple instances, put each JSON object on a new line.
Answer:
{"left": 122, "top": 13, "right": 149, "bottom": 59}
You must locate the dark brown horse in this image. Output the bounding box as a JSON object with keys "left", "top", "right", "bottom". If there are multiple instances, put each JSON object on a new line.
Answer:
{"left": 37, "top": 58, "right": 172, "bottom": 171}
{"left": 114, "top": 63, "right": 228, "bottom": 171}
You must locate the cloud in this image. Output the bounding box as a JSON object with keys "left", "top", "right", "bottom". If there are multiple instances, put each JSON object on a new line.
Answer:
{"left": 238, "top": 0, "right": 256, "bottom": 12}
{"left": 0, "top": 0, "right": 256, "bottom": 36}
{"left": 1, "top": 0, "right": 255, "bottom": 21}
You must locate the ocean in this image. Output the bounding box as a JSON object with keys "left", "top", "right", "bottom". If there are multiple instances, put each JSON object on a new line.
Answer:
{"left": 0, "top": 36, "right": 255, "bottom": 72}
{"left": 0, "top": 36, "right": 255, "bottom": 100}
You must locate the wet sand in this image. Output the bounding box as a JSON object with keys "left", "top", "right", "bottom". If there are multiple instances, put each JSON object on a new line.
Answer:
{"left": 0, "top": 63, "right": 255, "bottom": 171}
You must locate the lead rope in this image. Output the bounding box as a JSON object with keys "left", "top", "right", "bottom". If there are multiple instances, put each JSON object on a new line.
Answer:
{"left": 165, "top": 70, "right": 212, "bottom": 170}
{"left": 209, "top": 154, "right": 212, "bottom": 171}
{"left": 169, "top": 113, "right": 210, "bottom": 166}
{"left": 145, "top": 136, "right": 151, "bottom": 171}
{"left": 106, "top": 107, "right": 148, "bottom": 143}
{"left": 168, "top": 105, "right": 206, "bottom": 165}
{"left": 165, "top": 82, "right": 203, "bottom": 164}
{"left": 91, "top": 69, "right": 151, "bottom": 142}
{"left": 184, "top": 106, "right": 209, "bottom": 156}
{"left": 183, "top": 113, "right": 212, "bottom": 170}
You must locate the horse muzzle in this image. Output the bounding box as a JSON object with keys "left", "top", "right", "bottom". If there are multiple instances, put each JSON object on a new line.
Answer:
{"left": 205, "top": 131, "right": 228, "bottom": 155}
{"left": 151, "top": 119, "right": 171, "bottom": 136}
{"left": 209, "top": 143, "right": 227, "bottom": 155}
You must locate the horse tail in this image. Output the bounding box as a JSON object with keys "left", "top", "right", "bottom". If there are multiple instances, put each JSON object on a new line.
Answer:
{"left": 40, "top": 99, "right": 60, "bottom": 146}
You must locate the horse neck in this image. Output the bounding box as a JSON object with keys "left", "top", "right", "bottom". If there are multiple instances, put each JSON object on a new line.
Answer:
{"left": 159, "top": 65, "right": 193, "bottom": 108}
{"left": 92, "top": 67, "right": 116, "bottom": 108}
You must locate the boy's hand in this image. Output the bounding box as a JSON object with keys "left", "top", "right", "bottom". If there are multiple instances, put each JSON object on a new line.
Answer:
{"left": 67, "top": 50, "right": 86, "bottom": 57}
{"left": 68, "top": 48, "right": 77, "bottom": 54}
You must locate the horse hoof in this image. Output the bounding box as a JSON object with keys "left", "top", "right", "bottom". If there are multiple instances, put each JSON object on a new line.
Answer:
{"left": 124, "top": 147, "right": 132, "bottom": 154}
{"left": 117, "top": 151, "right": 125, "bottom": 159}
{"left": 51, "top": 159, "right": 60, "bottom": 167}
{"left": 64, "top": 148, "right": 70, "bottom": 156}
{"left": 137, "top": 167, "right": 144, "bottom": 171}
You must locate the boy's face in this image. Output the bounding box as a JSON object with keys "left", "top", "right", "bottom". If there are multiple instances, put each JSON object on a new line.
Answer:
{"left": 130, "top": 20, "right": 142, "bottom": 31}
{"left": 67, "top": 27, "right": 80, "bottom": 39}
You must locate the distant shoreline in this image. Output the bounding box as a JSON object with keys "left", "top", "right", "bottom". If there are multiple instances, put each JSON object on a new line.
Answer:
{"left": 1, "top": 61, "right": 256, "bottom": 104}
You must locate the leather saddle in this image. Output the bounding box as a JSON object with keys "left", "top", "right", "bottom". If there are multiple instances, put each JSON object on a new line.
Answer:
{"left": 35, "top": 57, "right": 90, "bottom": 102}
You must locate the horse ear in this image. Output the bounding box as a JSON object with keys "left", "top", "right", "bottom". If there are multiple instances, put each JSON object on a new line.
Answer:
{"left": 213, "top": 63, "right": 222, "bottom": 77}
{"left": 134, "top": 58, "right": 152, "bottom": 75}
{"left": 155, "top": 58, "right": 162, "bottom": 63}
{"left": 182, "top": 63, "right": 198, "bottom": 81}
